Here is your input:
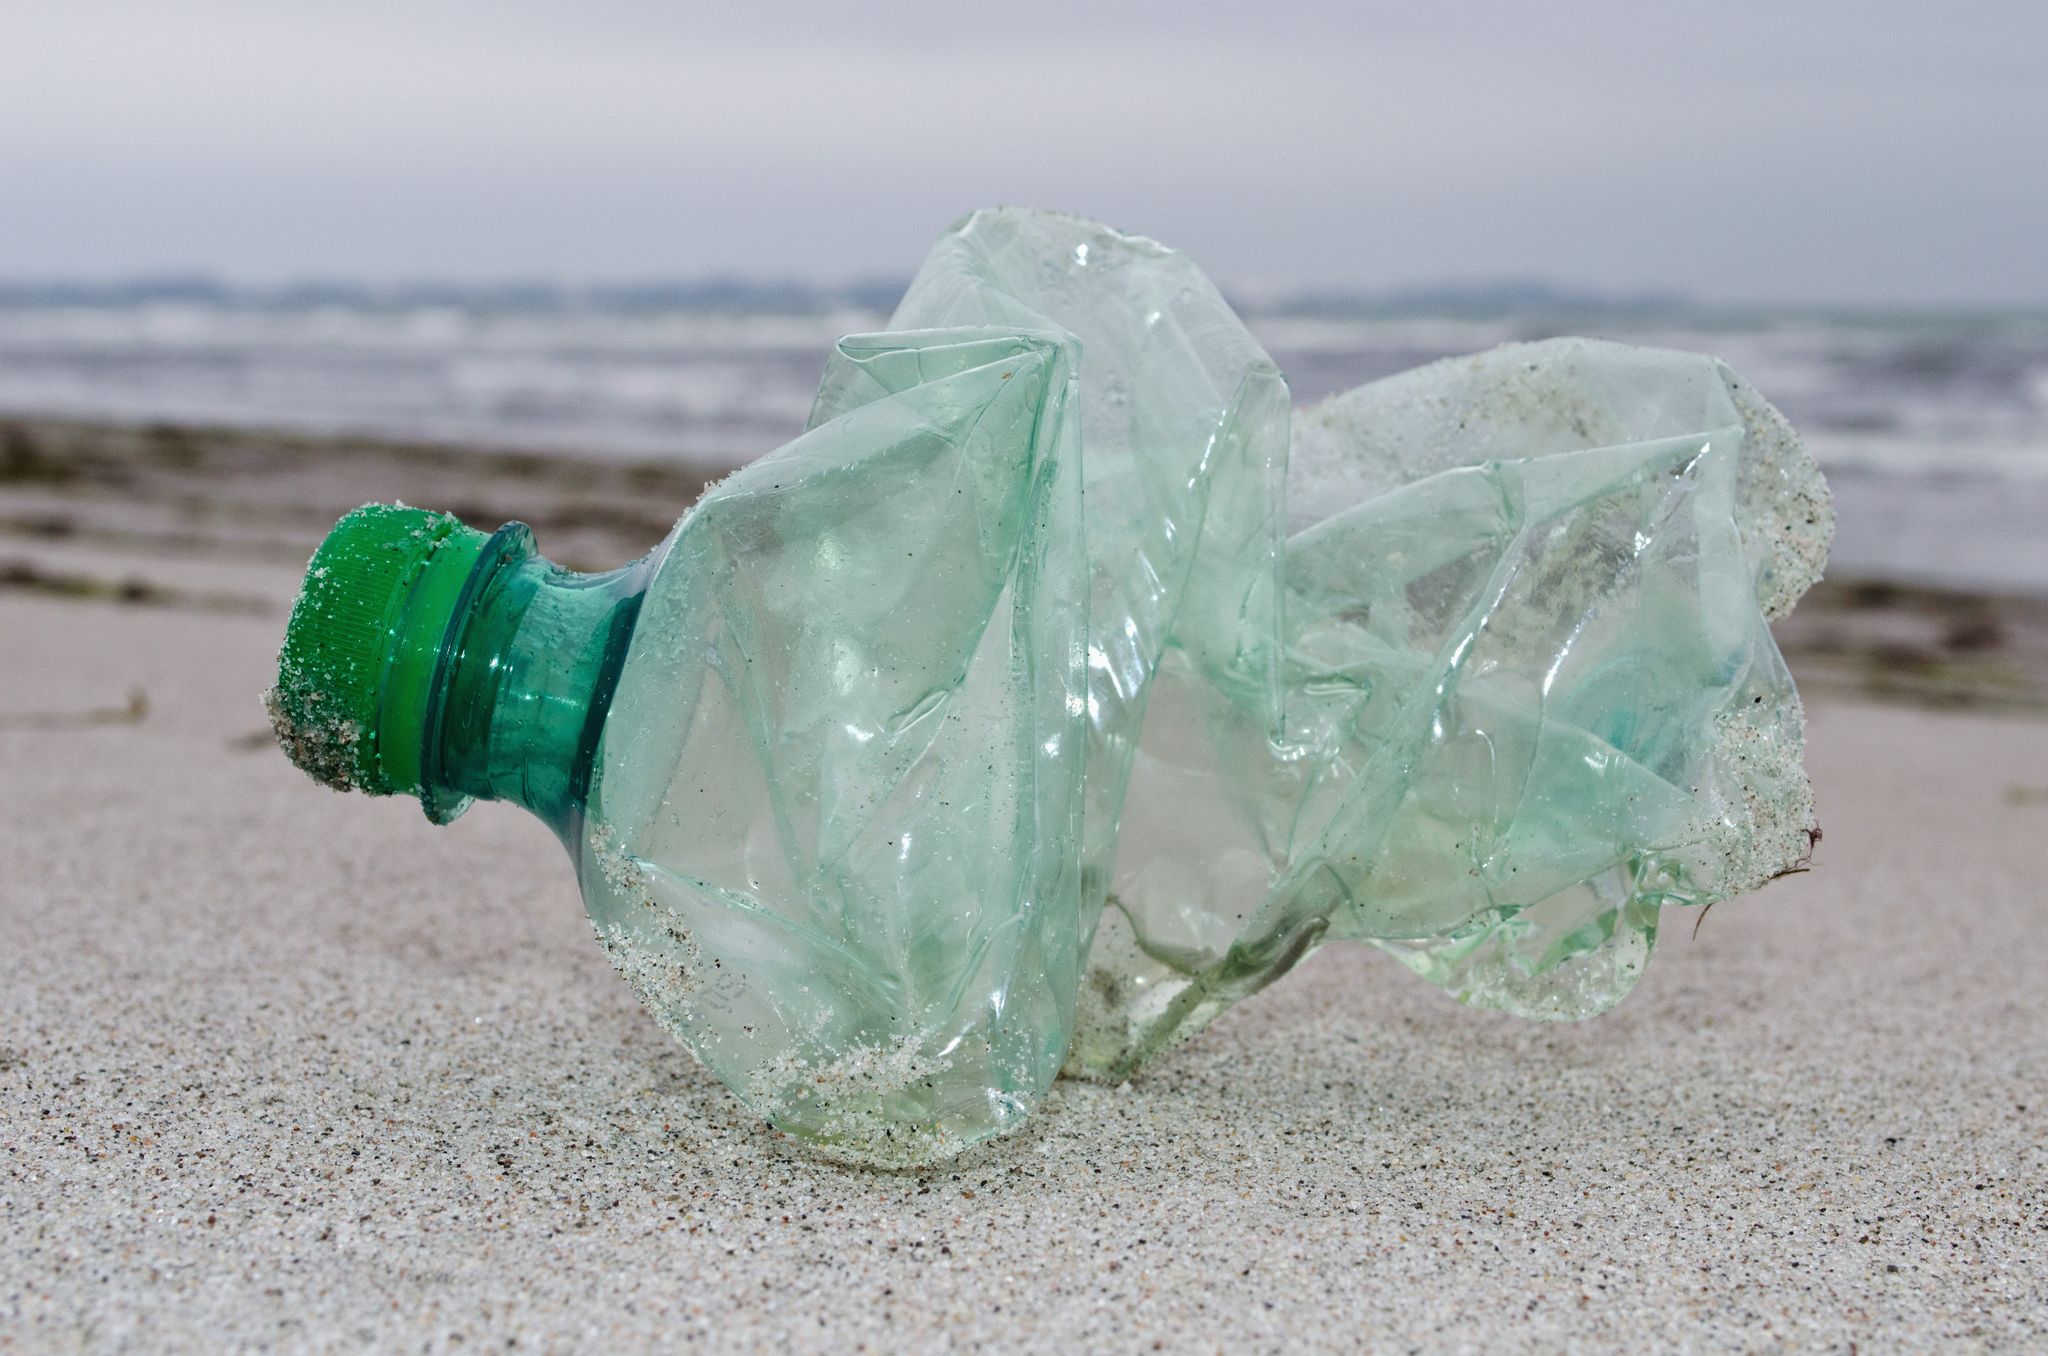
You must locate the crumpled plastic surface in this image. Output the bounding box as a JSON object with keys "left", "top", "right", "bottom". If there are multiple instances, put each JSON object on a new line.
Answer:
{"left": 581, "top": 208, "right": 1831, "bottom": 1164}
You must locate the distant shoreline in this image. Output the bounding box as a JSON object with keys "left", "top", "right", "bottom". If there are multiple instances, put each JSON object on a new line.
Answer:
{"left": 3, "top": 412, "right": 2044, "bottom": 715}
{"left": 6, "top": 277, "right": 2047, "bottom": 324}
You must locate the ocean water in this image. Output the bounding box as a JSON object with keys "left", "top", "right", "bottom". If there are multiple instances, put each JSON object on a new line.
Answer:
{"left": 0, "top": 299, "right": 2043, "bottom": 592}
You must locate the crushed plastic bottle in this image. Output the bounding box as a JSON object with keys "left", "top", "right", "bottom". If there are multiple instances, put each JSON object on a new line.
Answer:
{"left": 268, "top": 208, "right": 1831, "bottom": 1165}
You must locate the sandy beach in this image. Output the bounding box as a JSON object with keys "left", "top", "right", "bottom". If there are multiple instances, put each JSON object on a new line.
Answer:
{"left": 4, "top": 420, "right": 2046, "bottom": 1351}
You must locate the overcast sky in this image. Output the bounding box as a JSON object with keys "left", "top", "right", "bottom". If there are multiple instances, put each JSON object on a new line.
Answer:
{"left": 3, "top": 0, "right": 2044, "bottom": 304}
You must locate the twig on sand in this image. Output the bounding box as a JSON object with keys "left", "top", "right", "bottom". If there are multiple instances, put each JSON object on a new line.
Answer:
{"left": 1694, "top": 825, "right": 1822, "bottom": 939}
{"left": 0, "top": 688, "right": 148, "bottom": 730}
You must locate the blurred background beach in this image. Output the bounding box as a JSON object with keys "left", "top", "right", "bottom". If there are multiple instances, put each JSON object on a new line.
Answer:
{"left": 5, "top": 292, "right": 2047, "bottom": 594}
{"left": 3, "top": 0, "right": 2046, "bottom": 708}
{"left": 4, "top": 3, "right": 2046, "bottom": 1350}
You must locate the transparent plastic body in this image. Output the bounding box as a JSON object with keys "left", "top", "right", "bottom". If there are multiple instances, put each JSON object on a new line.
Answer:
{"left": 380, "top": 209, "right": 1829, "bottom": 1165}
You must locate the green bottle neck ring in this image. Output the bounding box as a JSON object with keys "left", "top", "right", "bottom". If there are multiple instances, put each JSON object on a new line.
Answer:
{"left": 412, "top": 522, "right": 653, "bottom": 836}
{"left": 417, "top": 521, "right": 538, "bottom": 825}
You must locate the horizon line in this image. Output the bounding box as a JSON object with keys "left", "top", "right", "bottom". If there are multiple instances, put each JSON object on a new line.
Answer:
{"left": 3, "top": 274, "right": 2045, "bottom": 319}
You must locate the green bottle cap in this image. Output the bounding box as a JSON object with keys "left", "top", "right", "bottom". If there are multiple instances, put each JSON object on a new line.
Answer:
{"left": 267, "top": 503, "right": 488, "bottom": 796}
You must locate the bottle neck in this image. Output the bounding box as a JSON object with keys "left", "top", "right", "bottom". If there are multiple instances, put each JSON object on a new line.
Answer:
{"left": 416, "top": 525, "right": 651, "bottom": 837}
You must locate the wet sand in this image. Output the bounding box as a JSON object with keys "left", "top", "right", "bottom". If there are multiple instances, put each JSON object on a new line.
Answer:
{"left": 3, "top": 418, "right": 2045, "bottom": 1350}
